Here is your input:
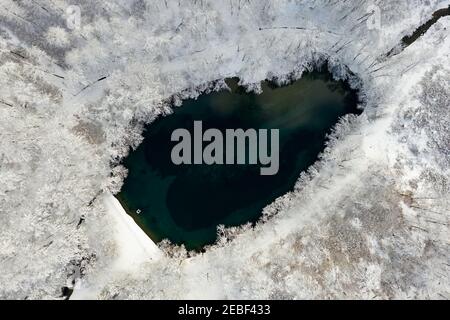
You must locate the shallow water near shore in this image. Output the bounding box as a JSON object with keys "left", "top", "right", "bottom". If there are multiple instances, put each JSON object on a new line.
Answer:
{"left": 117, "top": 71, "right": 360, "bottom": 250}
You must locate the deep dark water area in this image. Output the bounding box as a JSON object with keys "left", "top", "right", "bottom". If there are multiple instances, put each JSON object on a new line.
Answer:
{"left": 117, "top": 71, "right": 361, "bottom": 250}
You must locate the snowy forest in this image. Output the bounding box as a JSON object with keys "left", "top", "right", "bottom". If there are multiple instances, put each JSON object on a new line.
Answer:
{"left": 0, "top": 0, "right": 449, "bottom": 299}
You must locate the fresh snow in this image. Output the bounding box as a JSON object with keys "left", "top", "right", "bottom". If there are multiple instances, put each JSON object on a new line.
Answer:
{"left": 0, "top": 0, "right": 449, "bottom": 299}
{"left": 70, "top": 192, "right": 162, "bottom": 299}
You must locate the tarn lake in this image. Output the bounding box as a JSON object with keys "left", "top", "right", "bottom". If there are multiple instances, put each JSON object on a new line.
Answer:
{"left": 117, "top": 71, "right": 361, "bottom": 250}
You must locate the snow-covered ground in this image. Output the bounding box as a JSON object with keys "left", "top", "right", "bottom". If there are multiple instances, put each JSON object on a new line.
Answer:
{"left": 102, "top": 192, "right": 162, "bottom": 268}
{"left": 70, "top": 192, "right": 162, "bottom": 299}
{"left": 0, "top": 0, "right": 449, "bottom": 299}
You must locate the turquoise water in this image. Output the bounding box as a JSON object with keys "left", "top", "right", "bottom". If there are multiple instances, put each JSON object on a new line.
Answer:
{"left": 117, "top": 71, "right": 360, "bottom": 250}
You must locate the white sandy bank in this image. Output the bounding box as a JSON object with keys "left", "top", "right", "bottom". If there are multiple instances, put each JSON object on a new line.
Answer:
{"left": 71, "top": 192, "right": 162, "bottom": 299}
{"left": 103, "top": 192, "right": 162, "bottom": 268}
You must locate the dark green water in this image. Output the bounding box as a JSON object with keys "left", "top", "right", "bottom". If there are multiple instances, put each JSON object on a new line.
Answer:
{"left": 117, "top": 71, "right": 360, "bottom": 250}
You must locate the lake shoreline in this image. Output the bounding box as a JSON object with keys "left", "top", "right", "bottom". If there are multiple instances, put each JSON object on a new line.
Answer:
{"left": 117, "top": 70, "right": 361, "bottom": 251}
